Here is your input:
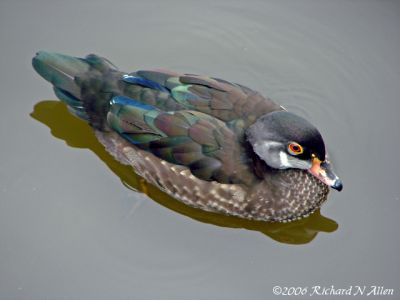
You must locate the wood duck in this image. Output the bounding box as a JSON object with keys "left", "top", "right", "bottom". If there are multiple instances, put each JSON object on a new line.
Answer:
{"left": 32, "top": 51, "right": 342, "bottom": 222}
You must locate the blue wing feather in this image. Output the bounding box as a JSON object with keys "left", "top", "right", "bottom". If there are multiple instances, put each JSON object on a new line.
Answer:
{"left": 110, "top": 95, "right": 157, "bottom": 111}
{"left": 122, "top": 74, "right": 169, "bottom": 92}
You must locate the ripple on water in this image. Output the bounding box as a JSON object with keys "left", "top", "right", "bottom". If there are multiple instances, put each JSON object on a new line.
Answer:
{"left": 157, "top": 3, "right": 357, "bottom": 146}
{"left": 29, "top": 3, "right": 367, "bottom": 283}
{"left": 172, "top": 1, "right": 367, "bottom": 177}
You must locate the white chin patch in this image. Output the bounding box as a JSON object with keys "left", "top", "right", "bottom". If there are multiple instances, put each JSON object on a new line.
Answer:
{"left": 279, "top": 151, "right": 292, "bottom": 168}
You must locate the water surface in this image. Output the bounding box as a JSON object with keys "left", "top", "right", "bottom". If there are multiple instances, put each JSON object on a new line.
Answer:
{"left": 1, "top": 0, "right": 399, "bottom": 299}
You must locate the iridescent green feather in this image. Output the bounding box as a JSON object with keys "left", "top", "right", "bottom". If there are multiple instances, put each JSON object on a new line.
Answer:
{"left": 106, "top": 95, "right": 240, "bottom": 181}
{"left": 32, "top": 52, "right": 274, "bottom": 185}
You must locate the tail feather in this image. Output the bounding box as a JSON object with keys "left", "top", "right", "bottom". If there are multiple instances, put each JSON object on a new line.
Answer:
{"left": 32, "top": 51, "right": 119, "bottom": 127}
{"left": 32, "top": 51, "right": 89, "bottom": 99}
{"left": 54, "top": 87, "right": 89, "bottom": 121}
{"left": 53, "top": 87, "right": 82, "bottom": 108}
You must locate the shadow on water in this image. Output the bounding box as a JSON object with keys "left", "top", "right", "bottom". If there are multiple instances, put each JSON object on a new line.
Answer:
{"left": 30, "top": 100, "right": 338, "bottom": 245}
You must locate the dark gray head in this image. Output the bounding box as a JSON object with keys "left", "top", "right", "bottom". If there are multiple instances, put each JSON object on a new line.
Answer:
{"left": 247, "top": 111, "right": 342, "bottom": 191}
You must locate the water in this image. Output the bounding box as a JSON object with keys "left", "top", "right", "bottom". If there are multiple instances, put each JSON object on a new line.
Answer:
{"left": 1, "top": 0, "right": 399, "bottom": 299}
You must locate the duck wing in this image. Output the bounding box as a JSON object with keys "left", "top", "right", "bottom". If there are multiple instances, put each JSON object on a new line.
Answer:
{"left": 123, "top": 70, "right": 282, "bottom": 131}
{"left": 107, "top": 96, "right": 257, "bottom": 185}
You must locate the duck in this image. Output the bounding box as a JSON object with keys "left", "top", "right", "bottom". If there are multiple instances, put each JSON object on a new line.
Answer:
{"left": 32, "top": 51, "right": 342, "bottom": 222}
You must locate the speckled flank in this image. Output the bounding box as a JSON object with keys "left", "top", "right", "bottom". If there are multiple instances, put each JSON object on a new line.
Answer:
{"left": 96, "top": 131, "right": 329, "bottom": 222}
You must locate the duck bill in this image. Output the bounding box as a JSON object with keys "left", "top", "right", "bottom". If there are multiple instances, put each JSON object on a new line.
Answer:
{"left": 308, "top": 157, "right": 343, "bottom": 191}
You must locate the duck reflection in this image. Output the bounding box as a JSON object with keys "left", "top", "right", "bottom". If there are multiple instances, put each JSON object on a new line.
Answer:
{"left": 30, "top": 100, "right": 338, "bottom": 245}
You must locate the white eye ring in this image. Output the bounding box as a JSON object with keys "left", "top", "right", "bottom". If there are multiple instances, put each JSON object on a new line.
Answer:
{"left": 288, "top": 142, "right": 303, "bottom": 155}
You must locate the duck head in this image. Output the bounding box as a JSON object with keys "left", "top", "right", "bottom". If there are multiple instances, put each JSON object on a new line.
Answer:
{"left": 246, "top": 111, "right": 342, "bottom": 191}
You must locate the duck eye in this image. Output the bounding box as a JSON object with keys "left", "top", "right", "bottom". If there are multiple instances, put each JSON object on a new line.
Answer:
{"left": 288, "top": 143, "right": 303, "bottom": 155}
